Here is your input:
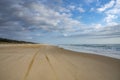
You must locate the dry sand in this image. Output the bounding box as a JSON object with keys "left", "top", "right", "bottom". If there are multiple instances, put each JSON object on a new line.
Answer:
{"left": 0, "top": 44, "right": 120, "bottom": 80}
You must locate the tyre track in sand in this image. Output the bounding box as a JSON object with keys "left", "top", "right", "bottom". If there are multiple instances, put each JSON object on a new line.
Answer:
{"left": 23, "top": 48, "right": 41, "bottom": 80}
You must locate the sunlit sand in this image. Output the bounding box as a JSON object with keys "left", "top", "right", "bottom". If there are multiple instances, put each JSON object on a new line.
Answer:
{"left": 0, "top": 44, "right": 120, "bottom": 80}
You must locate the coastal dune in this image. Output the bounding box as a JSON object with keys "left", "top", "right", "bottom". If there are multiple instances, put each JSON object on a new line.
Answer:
{"left": 0, "top": 44, "right": 120, "bottom": 80}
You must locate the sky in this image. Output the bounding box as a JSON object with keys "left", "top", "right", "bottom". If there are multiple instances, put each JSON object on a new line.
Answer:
{"left": 0, "top": 0, "right": 120, "bottom": 44}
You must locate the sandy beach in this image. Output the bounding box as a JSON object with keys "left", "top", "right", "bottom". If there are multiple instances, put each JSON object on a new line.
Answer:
{"left": 0, "top": 44, "right": 120, "bottom": 80}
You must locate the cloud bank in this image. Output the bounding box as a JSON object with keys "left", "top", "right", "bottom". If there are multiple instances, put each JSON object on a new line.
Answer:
{"left": 0, "top": 0, "right": 120, "bottom": 43}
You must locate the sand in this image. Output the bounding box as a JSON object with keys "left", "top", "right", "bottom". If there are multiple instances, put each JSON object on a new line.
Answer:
{"left": 0, "top": 44, "right": 120, "bottom": 80}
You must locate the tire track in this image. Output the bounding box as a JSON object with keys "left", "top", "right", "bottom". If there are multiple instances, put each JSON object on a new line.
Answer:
{"left": 23, "top": 48, "right": 40, "bottom": 80}
{"left": 45, "top": 54, "right": 58, "bottom": 80}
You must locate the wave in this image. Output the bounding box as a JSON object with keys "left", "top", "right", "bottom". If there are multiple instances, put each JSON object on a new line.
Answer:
{"left": 58, "top": 44, "right": 120, "bottom": 59}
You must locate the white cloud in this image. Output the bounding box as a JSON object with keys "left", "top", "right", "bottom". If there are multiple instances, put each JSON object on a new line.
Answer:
{"left": 0, "top": 0, "right": 83, "bottom": 36}
{"left": 27, "top": 3, "right": 83, "bottom": 32}
{"left": 104, "top": 14, "right": 118, "bottom": 25}
{"left": 0, "top": 0, "right": 120, "bottom": 41}
{"left": 97, "top": 0, "right": 120, "bottom": 26}
{"left": 63, "top": 33, "right": 68, "bottom": 37}
{"left": 92, "top": 24, "right": 102, "bottom": 30}
{"left": 67, "top": 24, "right": 120, "bottom": 38}
{"left": 67, "top": 5, "right": 85, "bottom": 13}
{"left": 97, "top": 0, "right": 115, "bottom": 12}
{"left": 59, "top": 7, "right": 71, "bottom": 13}
{"left": 105, "top": 0, "right": 120, "bottom": 15}
{"left": 36, "top": 33, "right": 43, "bottom": 36}
{"left": 106, "top": 8, "right": 120, "bottom": 15}
{"left": 85, "top": 0, "right": 97, "bottom": 4}
{"left": 68, "top": 5, "right": 76, "bottom": 10}
{"left": 77, "top": 7, "right": 85, "bottom": 13}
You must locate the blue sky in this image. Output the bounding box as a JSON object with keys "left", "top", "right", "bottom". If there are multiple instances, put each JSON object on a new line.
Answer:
{"left": 0, "top": 0, "right": 120, "bottom": 44}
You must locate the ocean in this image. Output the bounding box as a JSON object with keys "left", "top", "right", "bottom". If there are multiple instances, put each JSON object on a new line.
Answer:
{"left": 58, "top": 44, "right": 120, "bottom": 59}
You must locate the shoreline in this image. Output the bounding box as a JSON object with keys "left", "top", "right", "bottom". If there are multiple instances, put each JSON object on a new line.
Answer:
{"left": 58, "top": 44, "right": 120, "bottom": 60}
{"left": 0, "top": 43, "right": 120, "bottom": 60}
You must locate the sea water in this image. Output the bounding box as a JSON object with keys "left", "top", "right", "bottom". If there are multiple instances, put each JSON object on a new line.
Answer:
{"left": 58, "top": 44, "right": 120, "bottom": 59}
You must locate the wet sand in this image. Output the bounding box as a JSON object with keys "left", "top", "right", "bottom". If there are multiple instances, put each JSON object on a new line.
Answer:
{"left": 0, "top": 44, "right": 120, "bottom": 80}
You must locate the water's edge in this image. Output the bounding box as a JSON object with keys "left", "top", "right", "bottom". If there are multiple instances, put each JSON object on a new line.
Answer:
{"left": 57, "top": 44, "right": 120, "bottom": 59}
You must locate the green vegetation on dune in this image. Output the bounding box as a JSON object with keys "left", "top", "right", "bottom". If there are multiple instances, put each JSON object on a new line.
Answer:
{"left": 0, "top": 38, "right": 35, "bottom": 44}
